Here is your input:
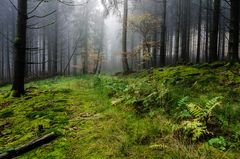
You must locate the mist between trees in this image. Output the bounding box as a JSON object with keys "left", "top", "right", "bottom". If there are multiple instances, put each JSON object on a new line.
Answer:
{"left": 0, "top": 0, "right": 239, "bottom": 96}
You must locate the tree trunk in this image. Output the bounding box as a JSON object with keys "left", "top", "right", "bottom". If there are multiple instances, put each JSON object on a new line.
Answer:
{"left": 6, "top": 26, "right": 11, "bottom": 79}
{"left": 47, "top": 28, "right": 52, "bottom": 75}
{"left": 196, "top": 0, "right": 202, "bottom": 63}
{"left": 186, "top": 0, "right": 191, "bottom": 62}
{"left": 1, "top": 26, "right": 4, "bottom": 79}
{"left": 122, "top": 0, "right": 130, "bottom": 73}
{"left": 12, "top": 0, "right": 28, "bottom": 97}
{"left": 152, "top": 30, "right": 158, "bottom": 68}
{"left": 67, "top": 32, "right": 71, "bottom": 75}
{"left": 53, "top": 3, "right": 58, "bottom": 75}
{"left": 209, "top": 0, "right": 220, "bottom": 62}
{"left": 160, "top": 0, "right": 167, "bottom": 66}
{"left": 221, "top": 27, "right": 225, "bottom": 60}
{"left": 205, "top": 0, "right": 210, "bottom": 62}
{"left": 42, "top": 28, "right": 46, "bottom": 73}
{"left": 169, "top": 31, "right": 173, "bottom": 64}
{"left": 179, "top": 0, "right": 191, "bottom": 63}
{"left": 228, "top": 0, "right": 239, "bottom": 62}
{"left": 82, "top": 5, "right": 90, "bottom": 74}
{"left": 60, "top": 41, "right": 63, "bottom": 74}
{"left": 175, "top": 0, "right": 181, "bottom": 64}
{"left": 0, "top": 132, "right": 57, "bottom": 159}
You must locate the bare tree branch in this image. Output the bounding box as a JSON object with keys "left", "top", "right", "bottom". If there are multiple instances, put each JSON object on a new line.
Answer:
{"left": 28, "top": 0, "right": 45, "bottom": 15}
{"left": 28, "top": 10, "right": 56, "bottom": 19}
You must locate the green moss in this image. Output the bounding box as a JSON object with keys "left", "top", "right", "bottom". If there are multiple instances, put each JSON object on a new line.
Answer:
{"left": 0, "top": 64, "right": 240, "bottom": 158}
{"left": 0, "top": 109, "right": 14, "bottom": 118}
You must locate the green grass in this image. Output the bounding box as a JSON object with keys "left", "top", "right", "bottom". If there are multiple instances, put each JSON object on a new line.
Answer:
{"left": 0, "top": 63, "right": 240, "bottom": 158}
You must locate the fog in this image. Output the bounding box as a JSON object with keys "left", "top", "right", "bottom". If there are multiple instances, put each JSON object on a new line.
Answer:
{"left": 0, "top": 0, "right": 239, "bottom": 81}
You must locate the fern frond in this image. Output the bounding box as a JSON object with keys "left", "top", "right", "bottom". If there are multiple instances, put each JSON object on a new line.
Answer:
{"left": 205, "top": 96, "right": 222, "bottom": 117}
{"left": 187, "top": 103, "right": 204, "bottom": 118}
{"left": 206, "top": 97, "right": 222, "bottom": 109}
{"left": 179, "top": 97, "right": 223, "bottom": 142}
{"left": 178, "top": 96, "right": 189, "bottom": 107}
{"left": 182, "top": 119, "right": 207, "bottom": 141}
{"left": 177, "top": 110, "right": 192, "bottom": 120}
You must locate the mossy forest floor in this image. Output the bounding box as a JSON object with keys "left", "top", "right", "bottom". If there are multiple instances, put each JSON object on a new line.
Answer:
{"left": 1, "top": 63, "right": 240, "bottom": 159}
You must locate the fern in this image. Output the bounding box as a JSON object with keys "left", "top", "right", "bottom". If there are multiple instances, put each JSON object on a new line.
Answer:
{"left": 177, "top": 96, "right": 189, "bottom": 107}
{"left": 187, "top": 103, "right": 204, "bottom": 118}
{"left": 182, "top": 119, "right": 209, "bottom": 141}
{"left": 205, "top": 96, "right": 222, "bottom": 118}
{"left": 177, "top": 110, "right": 192, "bottom": 120}
{"left": 187, "top": 96, "right": 223, "bottom": 120}
{"left": 175, "top": 96, "right": 191, "bottom": 119}
{"left": 180, "top": 97, "right": 223, "bottom": 141}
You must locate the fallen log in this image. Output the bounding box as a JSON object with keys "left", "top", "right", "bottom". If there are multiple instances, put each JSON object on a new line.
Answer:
{"left": 0, "top": 132, "right": 58, "bottom": 159}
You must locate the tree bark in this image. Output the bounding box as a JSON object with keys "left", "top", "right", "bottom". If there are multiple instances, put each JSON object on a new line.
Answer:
{"left": 221, "top": 26, "right": 225, "bottom": 60}
{"left": 0, "top": 132, "right": 57, "bottom": 159}
{"left": 42, "top": 28, "right": 46, "bottom": 73}
{"left": 175, "top": 0, "right": 181, "bottom": 64}
{"left": 1, "top": 26, "right": 4, "bottom": 79}
{"left": 6, "top": 26, "right": 11, "bottom": 79}
{"left": 196, "top": 0, "right": 202, "bottom": 63}
{"left": 82, "top": 5, "right": 90, "bottom": 74}
{"left": 160, "top": 0, "right": 167, "bottom": 66}
{"left": 53, "top": 3, "right": 59, "bottom": 75}
{"left": 209, "top": 0, "right": 220, "bottom": 62}
{"left": 152, "top": 30, "right": 158, "bottom": 68}
{"left": 204, "top": 0, "right": 210, "bottom": 62}
{"left": 180, "top": 0, "right": 191, "bottom": 63}
{"left": 228, "top": 0, "right": 239, "bottom": 62}
{"left": 67, "top": 31, "right": 71, "bottom": 75}
{"left": 12, "top": 0, "right": 28, "bottom": 97}
{"left": 186, "top": 0, "right": 191, "bottom": 62}
{"left": 122, "top": 0, "right": 130, "bottom": 73}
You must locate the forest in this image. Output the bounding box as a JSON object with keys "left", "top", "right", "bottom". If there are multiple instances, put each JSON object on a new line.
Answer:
{"left": 0, "top": 0, "right": 240, "bottom": 158}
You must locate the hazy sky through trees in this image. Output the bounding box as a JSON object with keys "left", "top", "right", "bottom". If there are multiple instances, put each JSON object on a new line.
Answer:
{"left": 0, "top": 0, "right": 239, "bottom": 83}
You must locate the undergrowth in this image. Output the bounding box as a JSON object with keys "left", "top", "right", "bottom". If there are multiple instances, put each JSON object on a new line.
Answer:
{"left": 0, "top": 62, "right": 240, "bottom": 158}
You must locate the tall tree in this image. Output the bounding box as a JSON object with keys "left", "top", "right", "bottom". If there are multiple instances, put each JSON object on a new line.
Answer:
{"left": 6, "top": 26, "right": 11, "bottom": 79}
{"left": 82, "top": 4, "right": 90, "bottom": 74}
{"left": 53, "top": 3, "right": 59, "bottom": 75}
{"left": 196, "top": 0, "right": 202, "bottom": 63}
{"left": 42, "top": 28, "right": 46, "bottom": 73}
{"left": 12, "top": 0, "right": 28, "bottom": 97}
{"left": 180, "top": 0, "right": 190, "bottom": 63}
{"left": 175, "top": 0, "right": 181, "bottom": 64}
{"left": 1, "top": 25, "right": 4, "bottom": 79}
{"left": 160, "top": 0, "right": 167, "bottom": 66}
{"left": 122, "top": 0, "right": 130, "bottom": 72}
{"left": 152, "top": 2, "right": 159, "bottom": 68}
{"left": 228, "top": 0, "right": 239, "bottom": 62}
{"left": 209, "top": 0, "right": 220, "bottom": 62}
{"left": 204, "top": 0, "right": 211, "bottom": 62}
